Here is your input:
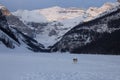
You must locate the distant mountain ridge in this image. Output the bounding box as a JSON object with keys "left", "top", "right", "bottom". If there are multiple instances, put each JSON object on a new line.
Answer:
{"left": 13, "top": 2, "right": 116, "bottom": 22}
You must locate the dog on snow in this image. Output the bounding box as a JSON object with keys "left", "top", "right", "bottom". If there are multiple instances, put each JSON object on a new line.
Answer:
{"left": 73, "top": 58, "right": 78, "bottom": 64}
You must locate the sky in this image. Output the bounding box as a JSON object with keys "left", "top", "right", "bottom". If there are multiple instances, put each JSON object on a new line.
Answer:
{"left": 0, "top": 0, "right": 116, "bottom": 11}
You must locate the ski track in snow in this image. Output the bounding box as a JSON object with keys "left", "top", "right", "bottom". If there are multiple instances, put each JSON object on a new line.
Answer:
{"left": 0, "top": 53, "right": 120, "bottom": 80}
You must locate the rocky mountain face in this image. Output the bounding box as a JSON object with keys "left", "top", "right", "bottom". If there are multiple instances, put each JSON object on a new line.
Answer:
{"left": 6, "top": 15, "right": 34, "bottom": 37}
{"left": 0, "top": 4, "right": 33, "bottom": 37}
{"left": 0, "top": 9, "right": 45, "bottom": 52}
{"left": 50, "top": 4, "right": 120, "bottom": 54}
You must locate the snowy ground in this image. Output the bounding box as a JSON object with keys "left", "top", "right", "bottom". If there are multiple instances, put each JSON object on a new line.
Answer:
{"left": 0, "top": 52, "right": 120, "bottom": 80}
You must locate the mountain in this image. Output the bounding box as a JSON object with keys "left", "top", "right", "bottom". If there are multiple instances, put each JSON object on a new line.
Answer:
{"left": 12, "top": 2, "right": 116, "bottom": 48}
{"left": 1, "top": 2, "right": 119, "bottom": 54}
{"left": 50, "top": 3, "right": 120, "bottom": 54}
{"left": 0, "top": 8, "right": 45, "bottom": 52}
{"left": 13, "top": 3, "right": 116, "bottom": 22}
{"left": 12, "top": 7, "right": 86, "bottom": 47}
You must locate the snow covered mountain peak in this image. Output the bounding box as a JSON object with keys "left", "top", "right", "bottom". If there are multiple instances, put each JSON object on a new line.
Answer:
{"left": 13, "top": 6, "right": 85, "bottom": 22}
{"left": 0, "top": 4, "right": 11, "bottom": 16}
{"left": 98, "top": 2, "right": 119, "bottom": 13}
{"left": 13, "top": 2, "right": 118, "bottom": 22}
{"left": 85, "top": 2, "right": 118, "bottom": 21}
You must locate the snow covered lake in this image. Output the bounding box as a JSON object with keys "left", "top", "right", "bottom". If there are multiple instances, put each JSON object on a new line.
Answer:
{"left": 0, "top": 52, "right": 120, "bottom": 80}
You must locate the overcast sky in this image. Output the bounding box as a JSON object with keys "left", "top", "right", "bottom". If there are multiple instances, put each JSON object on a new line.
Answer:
{"left": 0, "top": 0, "right": 116, "bottom": 11}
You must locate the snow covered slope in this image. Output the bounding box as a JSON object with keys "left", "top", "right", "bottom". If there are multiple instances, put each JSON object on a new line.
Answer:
{"left": 32, "top": 18, "right": 84, "bottom": 48}
{"left": 0, "top": 53, "right": 120, "bottom": 80}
